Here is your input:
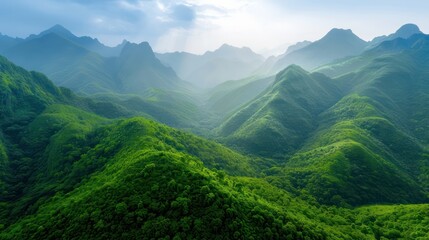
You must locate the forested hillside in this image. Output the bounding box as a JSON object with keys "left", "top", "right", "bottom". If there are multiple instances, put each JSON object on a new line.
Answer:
{"left": 1, "top": 15, "right": 429, "bottom": 239}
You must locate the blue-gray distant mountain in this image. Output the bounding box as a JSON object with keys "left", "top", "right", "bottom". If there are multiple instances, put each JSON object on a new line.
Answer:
{"left": 369, "top": 23, "right": 422, "bottom": 48}
{"left": 269, "top": 28, "right": 368, "bottom": 73}
{"left": 27, "top": 24, "right": 125, "bottom": 57}
{"left": 156, "top": 44, "right": 265, "bottom": 88}
{"left": 2, "top": 27, "right": 188, "bottom": 95}
{"left": 4, "top": 32, "right": 118, "bottom": 94}
{"left": 0, "top": 33, "right": 23, "bottom": 53}
{"left": 115, "top": 42, "right": 185, "bottom": 94}
{"left": 284, "top": 40, "right": 312, "bottom": 55}
{"left": 316, "top": 25, "right": 426, "bottom": 78}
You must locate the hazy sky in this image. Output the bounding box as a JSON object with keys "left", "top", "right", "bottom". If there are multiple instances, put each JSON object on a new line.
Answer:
{"left": 1, "top": 0, "right": 428, "bottom": 55}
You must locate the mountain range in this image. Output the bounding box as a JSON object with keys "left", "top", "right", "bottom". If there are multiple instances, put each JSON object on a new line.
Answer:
{"left": 156, "top": 44, "right": 265, "bottom": 88}
{"left": 1, "top": 23, "right": 429, "bottom": 239}
{"left": 1, "top": 25, "right": 187, "bottom": 95}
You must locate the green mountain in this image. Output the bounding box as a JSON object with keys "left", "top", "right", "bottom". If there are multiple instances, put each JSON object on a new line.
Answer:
{"left": 218, "top": 65, "right": 341, "bottom": 158}
{"left": 0, "top": 28, "right": 209, "bottom": 131}
{"left": 157, "top": 44, "right": 265, "bottom": 88}
{"left": 0, "top": 54, "right": 340, "bottom": 239}
{"left": 1, "top": 46, "right": 429, "bottom": 239}
{"left": 219, "top": 34, "right": 429, "bottom": 206}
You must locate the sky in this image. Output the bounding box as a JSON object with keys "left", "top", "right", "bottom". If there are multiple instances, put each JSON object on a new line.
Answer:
{"left": 1, "top": 0, "right": 429, "bottom": 55}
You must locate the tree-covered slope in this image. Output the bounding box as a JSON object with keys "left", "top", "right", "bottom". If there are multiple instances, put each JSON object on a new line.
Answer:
{"left": 2, "top": 114, "right": 429, "bottom": 239}
{"left": 1, "top": 39, "right": 429, "bottom": 240}
{"left": 219, "top": 34, "right": 429, "bottom": 206}
{"left": 218, "top": 65, "right": 341, "bottom": 158}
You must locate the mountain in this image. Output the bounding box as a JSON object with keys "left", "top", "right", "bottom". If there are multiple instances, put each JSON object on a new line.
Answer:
{"left": 1, "top": 30, "right": 214, "bottom": 131}
{"left": 370, "top": 23, "right": 423, "bottom": 48}
{"left": 156, "top": 44, "right": 265, "bottom": 88}
{"left": 268, "top": 28, "right": 368, "bottom": 73}
{"left": 3, "top": 33, "right": 118, "bottom": 94}
{"left": 2, "top": 31, "right": 190, "bottom": 94}
{"left": 115, "top": 42, "right": 185, "bottom": 94}
{"left": 0, "top": 34, "right": 23, "bottom": 53}
{"left": 284, "top": 40, "right": 312, "bottom": 55}
{"left": 27, "top": 24, "right": 125, "bottom": 57}
{"left": 219, "top": 34, "right": 429, "bottom": 206}
{"left": 218, "top": 65, "right": 342, "bottom": 158}
{"left": 2, "top": 52, "right": 429, "bottom": 239}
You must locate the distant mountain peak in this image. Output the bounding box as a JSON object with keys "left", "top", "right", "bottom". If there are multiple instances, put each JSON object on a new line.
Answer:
{"left": 219, "top": 43, "right": 235, "bottom": 49}
{"left": 370, "top": 23, "right": 423, "bottom": 46}
{"left": 322, "top": 28, "right": 358, "bottom": 41}
{"left": 213, "top": 43, "right": 255, "bottom": 53}
{"left": 206, "top": 43, "right": 262, "bottom": 62}
{"left": 120, "top": 41, "right": 155, "bottom": 59}
{"left": 48, "top": 24, "right": 69, "bottom": 31}
{"left": 41, "top": 24, "right": 75, "bottom": 38}
{"left": 395, "top": 23, "right": 422, "bottom": 38}
{"left": 327, "top": 28, "right": 353, "bottom": 34}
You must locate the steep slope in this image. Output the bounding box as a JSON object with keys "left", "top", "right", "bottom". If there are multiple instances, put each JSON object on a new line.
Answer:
{"left": 261, "top": 35, "right": 429, "bottom": 205}
{"left": 220, "top": 35, "right": 429, "bottom": 205}
{"left": 218, "top": 65, "right": 341, "bottom": 158}
{"left": 271, "top": 29, "right": 368, "bottom": 72}
{"left": 157, "top": 44, "right": 264, "bottom": 88}
{"left": 116, "top": 42, "right": 186, "bottom": 93}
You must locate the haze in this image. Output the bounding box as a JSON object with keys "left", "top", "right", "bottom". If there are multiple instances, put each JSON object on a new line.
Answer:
{"left": 1, "top": 0, "right": 429, "bottom": 55}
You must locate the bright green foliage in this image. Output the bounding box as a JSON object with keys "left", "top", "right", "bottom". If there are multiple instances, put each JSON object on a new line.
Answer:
{"left": 2, "top": 34, "right": 429, "bottom": 239}
{"left": 220, "top": 35, "right": 429, "bottom": 206}
{"left": 1, "top": 118, "right": 325, "bottom": 239}
{"left": 218, "top": 65, "right": 341, "bottom": 158}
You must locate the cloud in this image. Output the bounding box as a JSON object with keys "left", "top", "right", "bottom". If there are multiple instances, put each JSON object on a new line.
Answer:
{"left": 171, "top": 4, "right": 195, "bottom": 22}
